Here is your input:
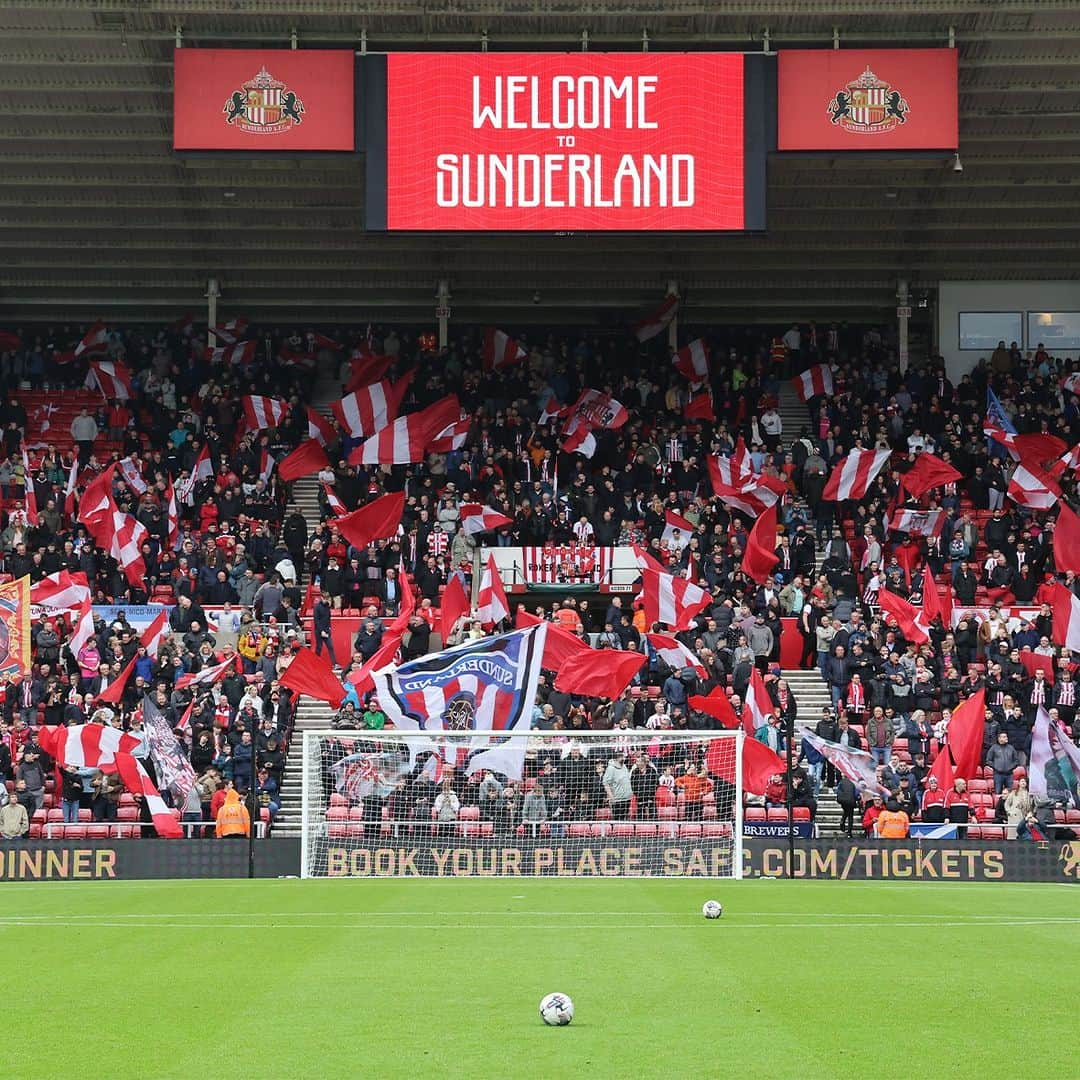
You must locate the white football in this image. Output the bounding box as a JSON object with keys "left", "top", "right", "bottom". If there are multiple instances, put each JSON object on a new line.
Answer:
{"left": 539, "top": 992, "right": 574, "bottom": 1026}
{"left": 702, "top": 899, "right": 723, "bottom": 919}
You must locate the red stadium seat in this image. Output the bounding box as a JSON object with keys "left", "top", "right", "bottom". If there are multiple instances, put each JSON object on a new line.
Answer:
{"left": 744, "top": 807, "right": 767, "bottom": 822}
{"left": 792, "top": 807, "right": 812, "bottom": 822}
{"left": 62, "top": 825, "right": 87, "bottom": 839}
{"left": 85, "top": 824, "right": 110, "bottom": 839}
{"left": 657, "top": 806, "right": 677, "bottom": 821}
{"left": 590, "top": 823, "right": 611, "bottom": 838}
{"left": 117, "top": 806, "right": 139, "bottom": 822}
{"left": 328, "top": 793, "right": 348, "bottom": 807}
{"left": 702, "top": 823, "right": 732, "bottom": 838}
{"left": 678, "top": 823, "right": 703, "bottom": 839}
{"left": 766, "top": 808, "right": 788, "bottom": 822}
{"left": 978, "top": 826, "right": 1005, "bottom": 840}
{"left": 111, "top": 825, "right": 134, "bottom": 839}
{"left": 610, "top": 823, "right": 634, "bottom": 837}
{"left": 568, "top": 824, "right": 591, "bottom": 838}
{"left": 634, "top": 823, "right": 657, "bottom": 837}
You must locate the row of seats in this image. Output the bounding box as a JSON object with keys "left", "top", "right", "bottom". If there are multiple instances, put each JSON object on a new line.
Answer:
{"left": 327, "top": 820, "right": 734, "bottom": 839}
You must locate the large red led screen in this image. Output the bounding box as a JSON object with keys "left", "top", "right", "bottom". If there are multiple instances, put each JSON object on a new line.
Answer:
{"left": 777, "top": 49, "right": 958, "bottom": 152}
{"left": 385, "top": 53, "right": 746, "bottom": 231}
{"left": 173, "top": 49, "right": 355, "bottom": 151}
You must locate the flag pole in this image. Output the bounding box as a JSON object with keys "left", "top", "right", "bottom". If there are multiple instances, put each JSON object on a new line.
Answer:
{"left": 248, "top": 769, "right": 257, "bottom": 879}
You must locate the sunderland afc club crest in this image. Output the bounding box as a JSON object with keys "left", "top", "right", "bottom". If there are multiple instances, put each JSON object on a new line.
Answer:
{"left": 223, "top": 66, "right": 305, "bottom": 135}
{"left": 828, "top": 66, "right": 909, "bottom": 135}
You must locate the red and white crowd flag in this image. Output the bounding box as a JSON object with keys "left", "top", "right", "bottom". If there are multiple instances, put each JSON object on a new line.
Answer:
{"left": 631, "top": 294, "right": 678, "bottom": 342}
{"left": 30, "top": 570, "right": 91, "bottom": 611}
{"left": 564, "top": 389, "right": 630, "bottom": 432}
{"left": 742, "top": 667, "right": 775, "bottom": 735}
{"left": 67, "top": 597, "right": 95, "bottom": 660}
{"left": 560, "top": 423, "right": 597, "bottom": 458}
{"left": 63, "top": 457, "right": 80, "bottom": 519}
{"left": 1051, "top": 583, "right": 1080, "bottom": 653}
{"left": 646, "top": 632, "right": 706, "bottom": 678}
{"left": 822, "top": 448, "right": 891, "bottom": 501}
{"left": 888, "top": 508, "right": 945, "bottom": 538}
{"left": 306, "top": 407, "right": 337, "bottom": 447}
{"left": 117, "top": 455, "right": 148, "bottom": 495}
{"left": 878, "top": 588, "right": 931, "bottom": 645}
{"left": 482, "top": 327, "right": 527, "bottom": 372}
{"left": 793, "top": 364, "right": 834, "bottom": 402}
{"left": 1062, "top": 373, "right": 1080, "bottom": 396}
{"left": 205, "top": 342, "right": 256, "bottom": 366}
{"left": 259, "top": 448, "right": 276, "bottom": 484}
{"left": 322, "top": 484, "right": 346, "bottom": 515}
{"left": 35, "top": 724, "right": 181, "bottom": 838}
{"left": 460, "top": 504, "right": 514, "bottom": 537}
{"left": 982, "top": 418, "right": 1019, "bottom": 459}
{"left": 661, "top": 509, "right": 696, "bottom": 550}
{"left": 638, "top": 569, "right": 712, "bottom": 631}
{"left": 672, "top": 340, "right": 709, "bottom": 382}
{"left": 331, "top": 373, "right": 413, "bottom": 438}
{"left": 73, "top": 321, "right": 108, "bottom": 358}
{"left": 85, "top": 360, "right": 133, "bottom": 401}
{"left": 709, "top": 437, "right": 754, "bottom": 487}
{"left": 476, "top": 554, "right": 510, "bottom": 627}
{"left": 165, "top": 480, "right": 179, "bottom": 547}
{"left": 208, "top": 318, "right": 248, "bottom": 345}
{"left": 429, "top": 412, "right": 471, "bottom": 453}
{"left": 177, "top": 444, "right": 213, "bottom": 504}
{"left": 242, "top": 395, "right": 288, "bottom": 432}
{"left": 1007, "top": 461, "right": 1061, "bottom": 510}
{"left": 350, "top": 397, "right": 461, "bottom": 466}
{"left": 176, "top": 654, "right": 237, "bottom": 691}
{"left": 708, "top": 464, "right": 787, "bottom": 518}
{"left": 106, "top": 509, "right": 149, "bottom": 587}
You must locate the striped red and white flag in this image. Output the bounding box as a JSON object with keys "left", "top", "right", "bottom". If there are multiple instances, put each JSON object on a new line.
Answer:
{"left": 345, "top": 352, "right": 394, "bottom": 392}
{"left": 460, "top": 504, "right": 514, "bottom": 537}
{"left": 708, "top": 464, "right": 787, "bottom": 518}
{"left": 709, "top": 437, "right": 754, "bottom": 487}
{"left": 476, "top": 554, "right": 510, "bottom": 627}
{"left": 330, "top": 372, "right": 413, "bottom": 438}
{"left": 106, "top": 509, "right": 149, "bottom": 587}
{"left": 85, "top": 360, "right": 133, "bottom": 401}
{"left": 1051, "top": 583, "right": 1080, "bottom": 653}
{"left": 662, "top": 509, "right": 696, "bottom": 549}
{"left": 793, "top": 364, "right": 834, "bottom": 402}
{"left": 1008, "top": 461, "right": 1061, "bottom": 510}
{"left": 177, "top": 444, "right": 214, "bottom": 504}
{"left": 631, "top": 294, "right": 678, "bottom": 342}
{"left": 35, "top": 724, "right": 180, "bottom": 838}
{"left": 429, "top": 412, "right": 471, "bottom": 453}
{"left": 208, "top": 318, "right": 248, "bottom": 345}
{"left": 165, "top": 479, "right": 179, "bottom": 547}
{"left": 822, "top": 448, "right": 892, "bottom": 501}
{"left": 67, "top": 596, "right": 95, "bottom": 659}
{"left": 482, "top": 327, "right": 527, "bottom": 372}
{"left": 560, "top": 423, "right": 597, "bottom": 458}
{"left": 672, "top": 339, "right": 709, "bottom": 382}
{"left": 564, "top": 389, "right": 630, "bottom": 432}
{"left": 350, "top": 397, "right": 461, "bottom": 466}
{"left": 878, "top": 588, "right": 931, "bottom": 645}
{"left": 73, "top": 320, "right": 108, "bottom": 358}
{"left": 742, "top": 667, "right": 775, "bottom": 735}
{"left": 31, "top": 570, "right": 91, "bottom": 611}
{"left": 646, "top": 632, "right": 706, "bottom": 677}
{"left": 638, "top": 569, "right": 712, "bottom": 631}
{"left": 279, "top": 348, "right": 317, "bottom": 369}
{"left": 259, "top": 448, "right": 276, "bottom": 484}
{"left": 322, "top": 484, "right": 346, "bottom": 515}
{"left": 141, "top": 610, "right": 170, "bottom": 659}
{"left": 205, "top": 341, "right": 257, "bottom": 366}
{"left": 983, "top": 418, "right": 1019, "bottom": 460}
{"left": 242, "top": 395, "right": 288, "bottom": 432}
{"left": 888, "top": 508, "right": 945, "bottom": 538}
{"left": 63, "top": 457, "right": 80, "bottom": 519}
{"left": 1061, "top": 373, "right": 1080, "bottom": 396}
{"left": 20, "top": 449, "right": 38, "bottom": 526}
{"left": 176, "top": 654, "right": 236, "bottom": 691}
{"left": 306, "top": 407, "right": 337, "bottom": 447}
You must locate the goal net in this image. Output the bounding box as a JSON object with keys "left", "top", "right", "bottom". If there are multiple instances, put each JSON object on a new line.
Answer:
{"left": 300, "top": 730, "right": 744, "bottom": 879}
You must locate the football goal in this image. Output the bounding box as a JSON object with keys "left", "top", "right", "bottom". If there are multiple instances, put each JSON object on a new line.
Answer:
{"left": 300, "top": 729, "right": 744, "bottom": 879}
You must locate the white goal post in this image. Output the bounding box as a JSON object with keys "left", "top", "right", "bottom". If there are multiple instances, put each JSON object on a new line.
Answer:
{"left": 300, "top": 729, "right": 744, "bottom": 879}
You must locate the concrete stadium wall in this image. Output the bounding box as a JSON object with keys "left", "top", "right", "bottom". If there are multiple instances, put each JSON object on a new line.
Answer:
{"left": 937, "top": 280, "right": 1080, "bottom": 382}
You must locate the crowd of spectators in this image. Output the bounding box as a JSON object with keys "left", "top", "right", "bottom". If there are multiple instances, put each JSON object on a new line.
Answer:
{"left": 2, "top": 318, "right": 1079, "bottom": 840}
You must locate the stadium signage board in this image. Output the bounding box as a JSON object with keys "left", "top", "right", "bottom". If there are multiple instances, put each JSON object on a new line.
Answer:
{"left": 173, "top": 49, "right": 356, "bottom": 151}
{"left": 777, "top": 49, "right": 958, "bottom": 152}
{"left": 371, "top": 53, "right": 767, "bottom": 231}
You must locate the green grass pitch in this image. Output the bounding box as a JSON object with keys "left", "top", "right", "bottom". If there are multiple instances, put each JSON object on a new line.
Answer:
{"left": 1, "top": 878, "right": 1076, "bottom": 1079}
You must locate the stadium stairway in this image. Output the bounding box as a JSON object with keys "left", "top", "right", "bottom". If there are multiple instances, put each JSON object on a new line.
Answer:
{"left": 274, "top": 697, "right": 336, "bottom": 838}
{"left": 779, "top": 667, "right": 843, "bottom": 836}
{"left": 776, "top": 380, "right": 812, "bottom": 447}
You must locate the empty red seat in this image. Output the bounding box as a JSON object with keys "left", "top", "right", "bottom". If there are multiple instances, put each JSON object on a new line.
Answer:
{"left": 85, "top": 824, "right": 110, "bottom": 839}
{"left": 568, "top": 823, "right": 591, "bottom": 838}
{"left": 634, "top": 823, "right": 657, "bottom": 837}
{"left": 657, "top": 806, "right": 677, "bottom": 821}
{"left": 792, "top": 807, "right": 812, "bottom": 822}
{"left": 591, "top": 823, "right": 611, "bottom": 838}
{"left": 766, "top": 808, "right": 788, "bottom": 822}
{"left": 610, "top": 823, "right": 634, "bottom": 837}
{"left": 744, "top": 807, "right": 767, "bottom": 822}
{"left": 702, "top": 822, "right": 732, "bottom": 838}
{"left": 117, "top": 806, "right": 139, "bottom": 822}
{"left": 328, "top": 793, "right": 348, "bottom": 807}
{"left": 678, "top": 823, "right": 703, "bottom": 838}
{"left": 348, "top": 806, "right": 364, "bottom": 821}
{"left": 62, "top": 825, "right": 87, "bottom": 839}
{"left": 979, "top": 826, "right": 1005, "bottom": 840}
{"left": 111, "top": 825, "right": 134, "bottom": 838}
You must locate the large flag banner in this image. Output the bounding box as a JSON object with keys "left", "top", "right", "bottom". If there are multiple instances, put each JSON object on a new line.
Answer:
{"left": 142, "top": 696, "right": 197, "bottom": 804}
{"left": 799, "top": 728, "right": 892, "bottom": 797}
{"left": 1029, "top": 706, "right": 1080, "bottom": 809}
{"left": 371, "top": 625, "right": 547, "bottom": 780}
{"left": 986, "top": 387, "right": 1018, "bottom": 458}
{"left": 0, "top": 576, "right": 32, "bottom": 678}
{"left": 793, "top": 364, "right": 833, "bottom": 402}
{"left": 331, "top": 750, "right": 413, "bottom": 803}
{"left": 822, "top": 447, "right": 891, "bottom": 501}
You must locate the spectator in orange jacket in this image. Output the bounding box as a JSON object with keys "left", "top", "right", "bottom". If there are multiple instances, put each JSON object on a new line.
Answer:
{"left": 876, "top": 800, "right": 910, "bottom": 838}
{"left": 215, "top": 788, "right": 250, "bottom": 839}
{"left": 675, "top": 765, "right": 713, "bottom": 821}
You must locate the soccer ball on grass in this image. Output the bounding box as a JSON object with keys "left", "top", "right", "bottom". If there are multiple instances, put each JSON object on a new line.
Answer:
{"left": 539, "top": 992, "right": 574, "bottom": 1026}
{"left": 702, "top": 899, "right": 723, "bottom": 919}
